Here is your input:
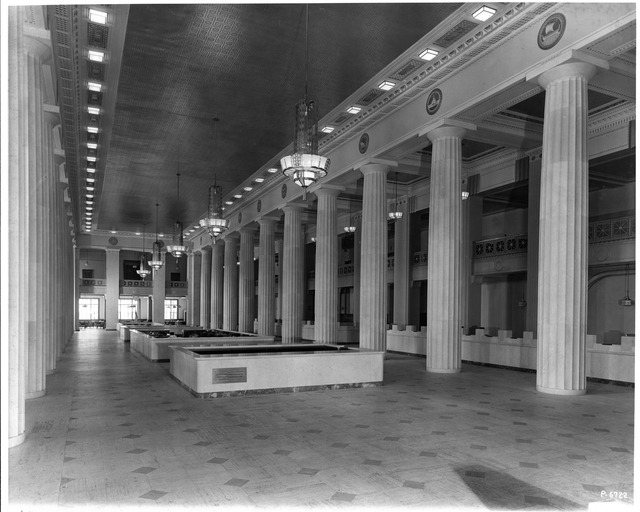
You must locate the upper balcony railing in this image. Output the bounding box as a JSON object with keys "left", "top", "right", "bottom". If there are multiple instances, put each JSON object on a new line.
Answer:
{"left": 589, "top": 215, "right": 635, "bottom": 243}
{"left": 474, "top": 234, "right": 528, "bottom": 259}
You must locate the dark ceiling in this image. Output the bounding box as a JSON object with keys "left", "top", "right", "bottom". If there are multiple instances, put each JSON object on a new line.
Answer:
{"left": 100, "top": 3, "right": 462, "bottom": 234}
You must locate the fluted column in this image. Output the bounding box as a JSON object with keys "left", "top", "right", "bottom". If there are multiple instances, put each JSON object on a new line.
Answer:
{"left": 314, "top": 187, "right": 341, "bottom": 344}
{"left": 358, "top": 163, "right": 392, "bottom": 350}
{"left": 105, "top": 248, "right": 120, "bottom": 329}
{"left": 152, "top": 255, "right": 166, "bottom": 323}
{"left": 526, "top": 157, "right": 542, "bottom": 336}
{"left": 26, "top": 34, "right": 52, "bottom": 398}
{"left": 6, "top": 6, "right": 27, "bottom": 446}
{"left": 536, "top": 61, "right": 598, "bottom": 395}
{"left": 425, "top": 121, "right": 474, "bottom": 373}
{"left": 461, "top": 195, "right": 483, "bottom": 334}
{"left": 187, "top": 252, "right": 201, "bottom": 325}
{"left": 353, "top": 214, "right": 362, "bottom": 326}
{"left": 282, "top": 206, "right": 305, "bottom": 343}
{"left": 238, "top": 228, "right": 256, "bottom": 332}
{"left": 210, "top": 241, "right": 224, "bottom": 329}
{"left": 200, "top": 247, "right": 212, "bottom": 328}
{"left": 393, "top": 198, "right": 410, "bottom": 329}
{"left": 275, "top": 239, "right": 283, "bottom": 323}
{"left": 223, "top": 234, "right": 239, "bottom": 331}
{"left": 257, "top": 218, "right": 278, "bottom": 336}
{"left": 74, "top": 246, "right": 81, "bottom": 330}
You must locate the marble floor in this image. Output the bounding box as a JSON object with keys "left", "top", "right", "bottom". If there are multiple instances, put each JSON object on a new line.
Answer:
{"left": 6, "top": 329, "right": 635, "bottom": 511}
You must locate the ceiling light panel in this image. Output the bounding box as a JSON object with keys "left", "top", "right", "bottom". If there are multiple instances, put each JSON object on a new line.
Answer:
{"left": 378, "top": 81, "right": 395, "bottom": 91}
{"left": 89, "top": 9, "right": 108, "bottom": 24}
{"left": 472, "top": 6, "right": 496, "bottom": 21}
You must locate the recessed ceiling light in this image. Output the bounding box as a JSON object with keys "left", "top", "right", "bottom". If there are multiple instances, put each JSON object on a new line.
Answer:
{"left": 88, "top": 50, "right": 104, "bottom": 62}
{"left": 243, "top": 186, "right": 253, "bottom": 192}
{"left": 193, "top": 225, "right": 200, "bottom": 229}
{"left": 87, "top": 168, "right": 96, "bottom": 174}
{"left": 86, "top": 205, "right": 93, "bottom": 210}
{"left": 87, "top": 106, "right": 100, "bottom": 115}
{"left": 321, "top": 126, "right": 334, "bottom": 133}
{"left": 254, "top": 177, "right": 264, "bottom": 183}
{"left": 268, "top": 167, "right": 278, "bottom": 173}
{"left": 221, "top": 207, "right": 226, "bottom": 211}
{"left": 346, "top": 106, "right": 361, "bottom": 114}
{"left": 87, "top": 156, "right": 96, "bottom": 162}
{"left": 225, "top": 201, "right": 233, "bottom": 205}
{"left": 89, "top": 9, "right": 107, "bottom": 24}
{"left": 378, "top": 81, "right": 395, "bottom": 91}
{"left": 86, "top": 193, "right": 94, "bottom": 199}
{"left": 87, "top": 126, "right": 98, "bottom": 134}
{"left": 87, "top": 177, "right": 95, "bottom": 183}
{"left": 110, "top": 230, "right": 116, "bottom": 234}
{"left": 87, "top": 186, "right": 95, "bottom": 192}
{"left": 234, "top": 194, "right": 243, "bottom": 199}
{"left": 472, "top": 6, "right": 496, "bottom": 21}
{"left": 87, "top": 142, "right": 97, "bottom": 149}
{"left": 87, "top": 200, "right": 94, "bottom": 205}
{"left": 87, "top": 82, "right": 102, "bottom": 92}
{"left": 135, "top": 232, "right": 141, "bottom": 236}
{"left": 419, "top": 48, "right": 439, "bottom": 61}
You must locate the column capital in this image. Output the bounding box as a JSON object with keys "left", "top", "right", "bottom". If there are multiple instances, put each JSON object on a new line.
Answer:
{"left": 354, "top": 157, "right": 398, "bottom": 173}
{"left": 538, "top": 62, "right": 598, "bottom": 91}
{"left": 221, "top": 232, "right": 239, "bottom": 241}
{"left": 104, "top": 247, "right": 120, "bottom": 254}
{"left": 422, "top": 118, "right": 476, "bottom": 142}
{"left": 313, "top": 186, "right": 343, "bottom": 198}
{"left": 201, "top": 246, "right": 212, "bottom": 253}
{"left": 239, "top": 226, "right": 257, "bottom": 234}
{"left": 257, "top": 215, "right": 280, "bottom": 226}
{"left": 43, "top": 104, "right": 60, "bottom": 127}
{"left": 22, "top": 32, "right": 52, "bottom": 62}
{"left": 282, "top": 202, "right": 307, "bottom": 214}
{"left": 526, "top": 49, "right": 608, "bottom": 87}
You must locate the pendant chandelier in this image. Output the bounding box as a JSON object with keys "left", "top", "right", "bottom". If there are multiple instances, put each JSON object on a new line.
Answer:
{"left": 388, "top": 172, "right": 403, "bottom": 221}
{"left": 344, "top": 197, "right": 356, "bottom": 233}
{"left": 149, "top": 202, "right": 164, "bottom": 271}
{"left": 136, "top": 223, "right": 151, "bottom": 279}
{"left": 280, "top": 4, "right": 329, "bottom": 200}
{"left": 619, "top": 264, "right": 634, "bottom": 307}
{"left": 199, "top": 118, "right": 229, "bottom": 242}
{"left": 166, "top": 173, "right": 187, "bottom": 260}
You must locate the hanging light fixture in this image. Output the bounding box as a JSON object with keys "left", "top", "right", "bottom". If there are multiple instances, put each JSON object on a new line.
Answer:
{"left": 619, "top": 264, "right": 634, "bottom": 306}
{"left": 166, "top": 173, "right": 187, "bottom": 261}
{"left": 199, "top": 118, "right": 229, "bottom": 242}
{"left": 388, "top": 172, "right": 403, "bottom": 221}
{"left": 344, "top": 197, "right": 356, "bottom": 233}
{"left": 280, "top": 5, "right": 330, "bottom": 200}
{"left": 136, "top": 223, "right": 151, "bottom": 279}
{"left": 462, "top": 176, "right": 470, "bottom": 200}
{"left": 149, "top": 202, "right": 164, "bottom": 271}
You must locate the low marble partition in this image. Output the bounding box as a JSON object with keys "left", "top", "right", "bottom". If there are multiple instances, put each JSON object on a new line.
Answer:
{"left": 386, "top": 327, "right": 635, "bottom": 383}
{"left": 301, "top": 322, "right": 359, "bottom": 344}
{"left": 117, "top": 322, "right": 165, "bottom": 341}
{"left": 170, "top": 344, "right": 384, "bottom": 397}
{"left": 130, "top": 329, "right": 275, "bottom": 362}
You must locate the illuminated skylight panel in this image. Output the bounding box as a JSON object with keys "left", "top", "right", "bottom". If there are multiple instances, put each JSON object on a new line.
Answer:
{"left": 472, "top": 6, "right": 496, "bottom": 21}
{"left": 89, "top": 9, "right": 108, "bottom": 25}
{"left": 419, "top": 48, "right": 439, "bottom": 61}
{"left": 378, "top": 81, "right": 395, "bottom": 91}
{"left": 346, "top": 106, "right": 361, "bottom": 114}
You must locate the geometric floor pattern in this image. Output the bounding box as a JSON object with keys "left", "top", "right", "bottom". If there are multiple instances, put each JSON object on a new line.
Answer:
{"left": 7, "top": 330, "right": 635, "bottom": 510}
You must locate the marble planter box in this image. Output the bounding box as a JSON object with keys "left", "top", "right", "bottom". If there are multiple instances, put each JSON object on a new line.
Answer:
{"left": 130, "top": 329, "right": 275, "bottom": 362}
{"left": 301, "top": 322, "right": 360, "bottom": 344}
{"left": 117, "top": 322, "right": 165, "bottom": 341}
{"left": 170, "top": 344, "right": 384, "bottom": 397}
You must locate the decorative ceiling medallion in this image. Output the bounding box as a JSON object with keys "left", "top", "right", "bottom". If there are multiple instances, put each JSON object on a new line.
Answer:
{"left": 537, "top": 13, "right": 566, "bottom": 50}
{"left": 257, "top": 199, "right": 261, "bottom": 212}
{"left": 426, "top": 89, "right": 442, "bottom": 115}
{"left": 238, "top": 212, "right": 242, "bottom": 224}
{"left": 359, "top": 133, "right": 369, "bottom": 154}
{"left": 281, "top": 184, "right": 287, "bottom": 199}
{"left": 108, "top": 237, "right": 118, "bottom": 246}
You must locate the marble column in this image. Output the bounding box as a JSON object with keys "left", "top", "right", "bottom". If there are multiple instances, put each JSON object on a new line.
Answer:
{"left": 281, "top": 206, "right": 305, "bottom": 343}
{"left": 275, "top": 239, "right": 283, "bottom": 323}
{"left": 74, "top": 246, "right": 81, "bottom": 330}
{"left": 526, "top": 156, "right": 542, "bottom": 336}
{"left": 314, "top": 187, "right": 342, "bottom": 343}
{"left": 393, "top": 198, "right": 411, "bottom": 329}
{"left": 358, "top": 163, "right": 392, "bottom": 351}
{"left": 353, "top": 213, "right": 362, "bottom": 326}
{"left": 461, "top": 195, "right": 483, "bottom": 334}
{"left": 223, "top": 235, "right": 239, "bottom": 331}
{"left": 257, "top": 218, "right": 278, "bottom": 336}
{"left": 425, "top": 121, "right": 474, "bottom": 373}
{"left": 210, "top": 241, "right": 224, "bottom": 329}
{"left": 187, "top": 252, "right": 201, "bottom": 326}
{"left": 536, "top": 61, "right": 598, "bottom": 395}
{"left": 6, "top": 6, "right": 27, "bottom": 446}
{"left": 152, "top": 255, "right": 166, "bottom": 324}
{"left": 105, "top": 248, "right": 120, "bottom": 330}
{"left": 238, "top": 228, "right": 256, "bottom": 333}
{"left": 200, "top": 247, "right": 212, "bottom": 328}
{"left": 25, "top": 34, "right": 51, "bottom": 398}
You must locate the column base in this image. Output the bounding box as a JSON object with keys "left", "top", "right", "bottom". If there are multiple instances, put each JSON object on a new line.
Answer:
{"left": 537, "top": 385, "right": 587, "bottom": 396}
{"left": 26, "top": 390, "right": 46, "bottom": 399}
{"left": 426, "top": 367, "right": 462, "bottom": 374}
{"left": 8, "top": 432, "right": 26, "bottom": 448}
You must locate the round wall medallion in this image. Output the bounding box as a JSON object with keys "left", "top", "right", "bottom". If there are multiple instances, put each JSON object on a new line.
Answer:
{"left": 281, "top": 183, "right": 287, "bottom": 199}
{"left": 238, "top": 212, "right": 242, "bottom": 224}
{"left": 426, "top": 88, "right": 442, "bottom": 115}
{"left": 359, "top": 133, "right": 369, "bottom": 154}
{"left": 108, "top": 237, "right": 118, "bottom": 246}
{"left": 537, "top": 13, "right": 566, "bottom": 50}
{"left": 157, "top": 240, "right": 165, "bottom": 248}
{"left": 257, "top": 199, "right": 262, "bottom": 212}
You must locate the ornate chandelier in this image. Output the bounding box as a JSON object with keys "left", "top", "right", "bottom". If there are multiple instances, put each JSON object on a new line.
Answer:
{"left": 344, "top": 197, "right": 356, "bottom": 233}
{"left": 166, "top": 173, "right": 188, "bottom": 260}
{"left": 149, "top": 202, "right": 164, "bottom": 271}
{"left": 199, "top": 118, "right": 229, "bottom": 242}
{"left": 388, "top": 172, "right": 403, "bottom": 221}
{"left": 280, "top": 5, "right": 329, "bottom": 200}
{"left": 136, "top": 223, "right": 151, "bottom": 279}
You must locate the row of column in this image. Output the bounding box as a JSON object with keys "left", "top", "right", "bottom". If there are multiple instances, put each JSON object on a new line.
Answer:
{"left": 6, "top": 9, "right": 76, "bottom": 447}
